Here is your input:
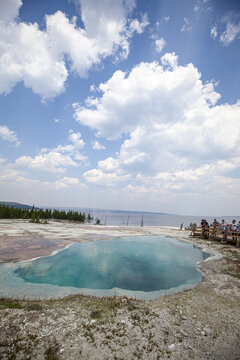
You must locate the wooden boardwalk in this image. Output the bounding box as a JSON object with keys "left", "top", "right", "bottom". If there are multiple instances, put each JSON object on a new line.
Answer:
{"left": 190, "top": 226, "right": 240, "bottom": 247}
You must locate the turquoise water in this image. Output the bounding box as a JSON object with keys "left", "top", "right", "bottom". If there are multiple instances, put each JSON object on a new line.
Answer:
{"left": 14, "top": 236, "right": 209, "bottom": 294}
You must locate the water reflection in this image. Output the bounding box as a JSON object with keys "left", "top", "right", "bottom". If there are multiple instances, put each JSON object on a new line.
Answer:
{"left": 14, "top": 236, "right": 209, "bottom": 293}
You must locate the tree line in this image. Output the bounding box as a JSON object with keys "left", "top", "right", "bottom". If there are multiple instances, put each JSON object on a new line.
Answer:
{"left": 0, "top": 204, "right": 93, "bottom": 223}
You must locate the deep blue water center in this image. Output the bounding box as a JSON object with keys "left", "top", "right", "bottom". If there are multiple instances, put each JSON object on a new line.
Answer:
{"left": 14, "top": 236, "right": 209, "bottom": 293}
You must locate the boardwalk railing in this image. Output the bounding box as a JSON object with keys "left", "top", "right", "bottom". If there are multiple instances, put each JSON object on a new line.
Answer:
{"left": 190, "top": 226, "right": 240, "bottom": 247}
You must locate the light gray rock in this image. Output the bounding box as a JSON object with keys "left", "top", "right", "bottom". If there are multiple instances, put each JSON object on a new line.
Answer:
{"left": 168, "top": 343, "right": 175, "bottom": 351}
{"left": 180, "top": 329, "right": 188, "bottom": 337}
{"left": 203, "top": 326, "right": 211, "bottom": 335}
{"left": 20, "top": 341, "right": 27, "bottom": 347}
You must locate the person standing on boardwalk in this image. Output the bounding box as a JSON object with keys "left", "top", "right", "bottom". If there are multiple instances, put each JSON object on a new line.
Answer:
{"left": 238, "top": 221, "right": 240, "bottom": 232}
{"left": 231, "top": 219, "right": 237, "bottom": 231}
{"left": 221, "top": 220, "right": 226, "bottom": 230}
{"left": 230, "top": 220, "right": 237, "bottom": 242}
{"left": 213, "top": 219, "right": 219, "bottom": 228}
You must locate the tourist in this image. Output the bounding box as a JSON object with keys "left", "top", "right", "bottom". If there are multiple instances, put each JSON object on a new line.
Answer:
{"left": 231, "top": 220, "right": 237, "bottom": 231}
{"left": 221, "top": 220, "right": 226, "bottom": 230}
{"left": 231, "top": 220, "right": 237, "bottom": 242}
{"left": 238, "top": 221, "right": 240, "bottom": 232}
{"left": 200, "top": 219, "right": 209, "bottom": 228}
{"left": 213, "top": 219, "right": 219, "bottom": 228}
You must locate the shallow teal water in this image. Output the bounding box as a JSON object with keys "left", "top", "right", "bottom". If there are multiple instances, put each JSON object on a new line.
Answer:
{"left": 14, "top": 236, "right": 209, "bottom": 293}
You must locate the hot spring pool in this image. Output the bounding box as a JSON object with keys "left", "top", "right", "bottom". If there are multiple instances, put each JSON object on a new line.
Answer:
{"left": 0, "top": 236, "right": 210, "bottom": 300}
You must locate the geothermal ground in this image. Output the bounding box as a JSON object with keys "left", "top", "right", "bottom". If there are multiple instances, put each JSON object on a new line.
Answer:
{"left": 0, "top": 220, "right": 239, "bottom": 360}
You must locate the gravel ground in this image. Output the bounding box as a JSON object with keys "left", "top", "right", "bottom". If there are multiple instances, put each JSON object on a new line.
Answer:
{"left": 0, "top": 221, "right": 240, "bottom": 360}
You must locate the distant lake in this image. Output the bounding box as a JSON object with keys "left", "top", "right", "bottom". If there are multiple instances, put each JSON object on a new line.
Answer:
{"left": 44, "top": 207, "right": 238, "bottom": 228}
{"left": 13, "top": 236, "right": 210, "bottom": 300}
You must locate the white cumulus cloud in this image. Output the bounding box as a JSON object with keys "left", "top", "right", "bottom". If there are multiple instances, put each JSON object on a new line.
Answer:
{"left": 83, "top": 169, "right": 130, "bottom": 186}
{"left": 0, "top": 0, "right": 147, "bottom": 99}
{"left": 0, "top": 19, "right": 68, "bottom": 98}
{"left": 55, "top": 177, "right": 80, "bottom": 189}
{"left": 15, "top": 152, "right": 78, "bottom": 174}
{"left": 0, "top": 0, "right": 22, "bottom": 23}
{"left": 211, "top": 13, "right": 240, "bottom": 46}
{"left": 68, "top": 130, "right": 85, "bottom": 149}
{"left": 155, "top": 38, "right": 166, "bottom": 53}
{"left": 129, "top": 14, "right": 149, "bottom": 34}
{"left": 73, "top": 54, "right": 240, "bottom": 198}
{"left": 220, "top": 18, "right": 240, "bottom": 45}
{"left": 92, "top": 140, "right": 106, "bottom": 150}
{"left": 0, "top": 124, "right": 20, "bottom": 146}
{"left": 15, "top": 130, "right": 87, "bottom": 173}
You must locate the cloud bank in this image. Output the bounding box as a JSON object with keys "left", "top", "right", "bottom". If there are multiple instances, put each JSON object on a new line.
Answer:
{"left": 15, "top": 130, "right": 87, "bottom": 173}
{"left": 0, "top": 0, "right": 148, "bottom": 99}
{"left": 73, "top": 53, "right": 240, "bottom": 206}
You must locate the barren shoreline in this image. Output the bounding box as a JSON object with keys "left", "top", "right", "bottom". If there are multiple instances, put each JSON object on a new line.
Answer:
{"left": 0, "top": 219, "right": 192, "bottom": 264}
{"left": 0, "top": 219, "right": 240, "bottom": 359}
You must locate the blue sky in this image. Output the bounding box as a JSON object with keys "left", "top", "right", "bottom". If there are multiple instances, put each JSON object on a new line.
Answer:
{"left": 0, "top": 0, "right": 240, "bottom": 215}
